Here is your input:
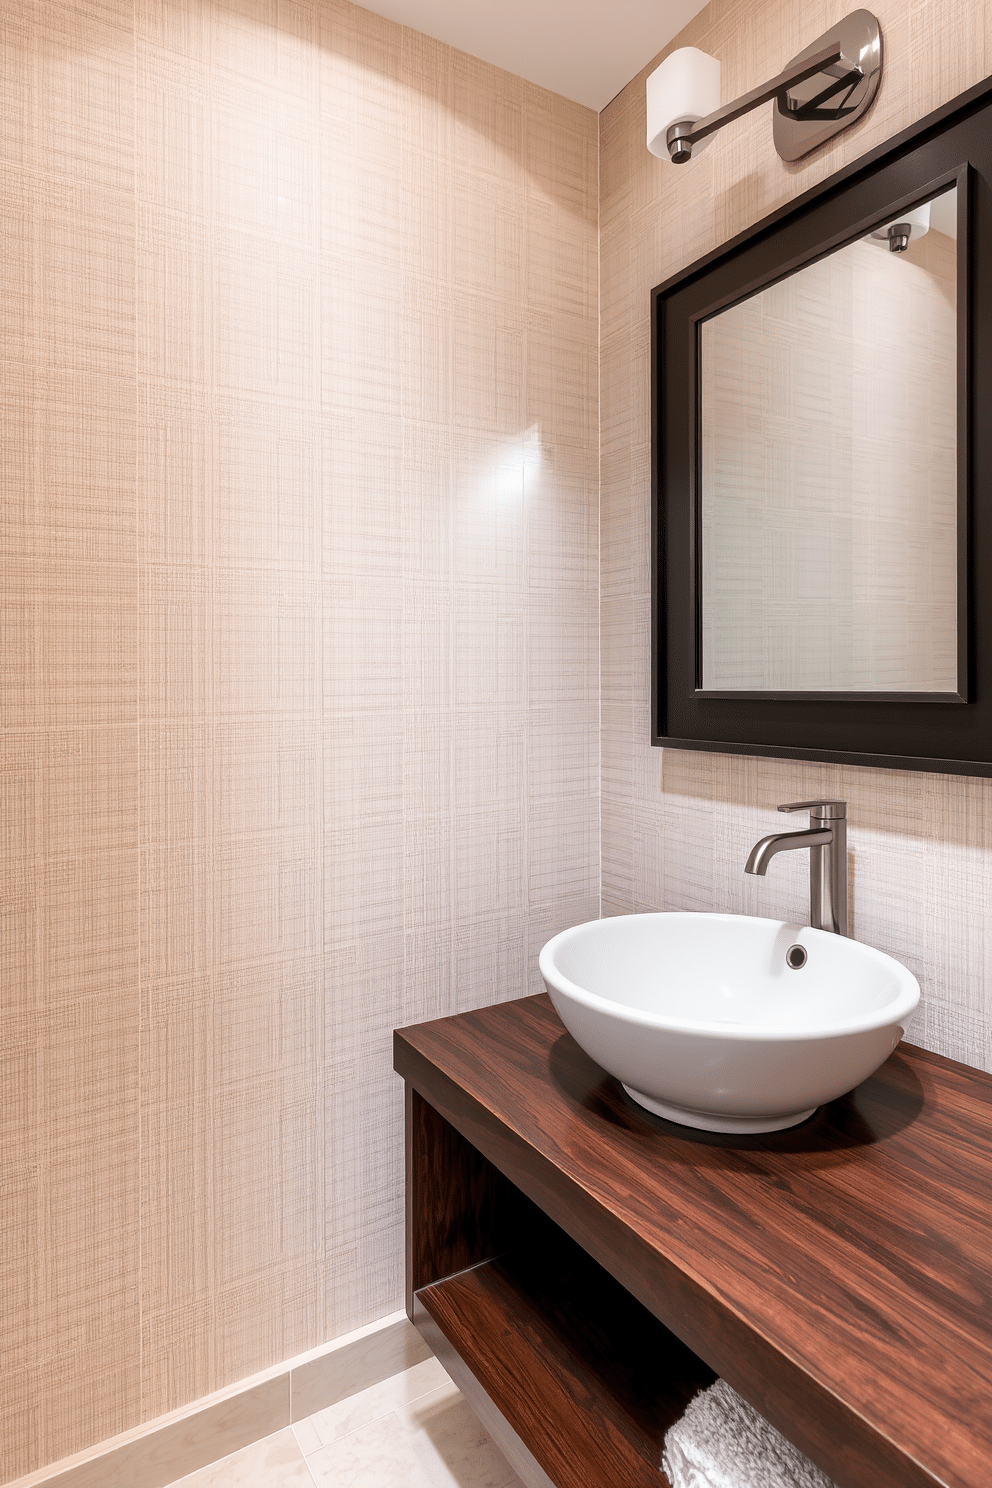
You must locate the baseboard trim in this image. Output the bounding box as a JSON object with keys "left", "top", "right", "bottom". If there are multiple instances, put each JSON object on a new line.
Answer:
{"left": 6, "top": 1310, "right": 431, "bottom": 1488}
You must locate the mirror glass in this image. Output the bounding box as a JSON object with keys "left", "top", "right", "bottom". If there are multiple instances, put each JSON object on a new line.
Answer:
{"left": 699, "top": 186, "right": 959, "bottom": 694}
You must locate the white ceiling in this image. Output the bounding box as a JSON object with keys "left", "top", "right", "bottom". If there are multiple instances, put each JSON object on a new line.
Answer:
{"left": 359, "top": 0, "right": 711, "bottom": 112}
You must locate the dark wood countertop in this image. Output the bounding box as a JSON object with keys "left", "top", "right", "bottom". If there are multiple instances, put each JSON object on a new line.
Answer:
{"left": 394, "top": 992, "right": 992, "bottom": 1488}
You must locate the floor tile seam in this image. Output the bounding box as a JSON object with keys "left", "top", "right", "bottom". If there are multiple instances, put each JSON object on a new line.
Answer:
{"left": 399, "top": 1378, "right": 461, "bottom": 1415}
{"left": 299, "top": 1404, "right": 405, "bottom": 1458}
{"left": 363, "top": 1375, "right": 449, "bottom": 1430}
{"left": 166, "top": 1423, "right": 314, "bottom": 1488}
{"left": 302, "top": 1409, "right": 437, "bottom": 1488}
{"left": 289, "top": 1421, "right": 313, "bottom": 1463}
{"left": 295, "top": 1365, "right": 453, "bottom": 1452}
{"left": 277, "top": 1424, "right": 317, "bottom": 1488}
{"left": 299, "top": 1437, "right": 321, "bottom": 1488}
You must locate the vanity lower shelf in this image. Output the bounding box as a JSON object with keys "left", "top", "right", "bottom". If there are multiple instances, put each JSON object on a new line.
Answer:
{"left": 414, "top": 1220, "right": 714, "bottom": 1488}
{"left": 395, "top": 992, "right": 992, "bottom": 1488}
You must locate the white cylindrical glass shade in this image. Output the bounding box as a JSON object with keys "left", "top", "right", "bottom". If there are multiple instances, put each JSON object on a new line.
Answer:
{"left": 869, "top": 201, "right": 931, "bottom": 247}
{"left": 646, "top": 47, "right": 721, "bottom": 160}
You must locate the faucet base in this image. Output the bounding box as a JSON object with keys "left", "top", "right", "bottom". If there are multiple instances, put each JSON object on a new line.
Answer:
{"left": 622, "top": 1085, "right": 818, "bottom": 1134}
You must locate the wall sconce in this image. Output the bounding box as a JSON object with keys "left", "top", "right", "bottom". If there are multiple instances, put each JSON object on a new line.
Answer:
{"left": 647, "top": 10, "right": 882, "bottom": 165}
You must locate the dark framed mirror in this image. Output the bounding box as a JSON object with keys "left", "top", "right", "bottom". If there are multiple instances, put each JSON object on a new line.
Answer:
{"left": 652, "top": 77, "right": 992, "bottom": 776}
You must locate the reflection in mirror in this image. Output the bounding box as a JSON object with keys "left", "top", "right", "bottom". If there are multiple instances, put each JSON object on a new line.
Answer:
{"left": 699, "top": 186, "right": 958, "bottom": 694}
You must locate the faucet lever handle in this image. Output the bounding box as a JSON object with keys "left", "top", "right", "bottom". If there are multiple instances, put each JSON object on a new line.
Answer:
{"left": 778, "top": 799, "right": 847, "bottom": 819}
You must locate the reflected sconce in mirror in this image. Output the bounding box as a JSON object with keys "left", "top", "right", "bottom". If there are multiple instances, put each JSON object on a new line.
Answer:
{"left": 869, "top": 200, "right": 930, "bottom": 252}
{"left": 647, "top": 10, "right": 882, "bottom": 165}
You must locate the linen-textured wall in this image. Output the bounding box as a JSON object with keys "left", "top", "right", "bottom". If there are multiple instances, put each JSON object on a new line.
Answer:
{"left": 600, "top": 0, "right": 992, "bottom": 1073}
{"left": 1, "top": 0, "right": 598, "bottom": 1477}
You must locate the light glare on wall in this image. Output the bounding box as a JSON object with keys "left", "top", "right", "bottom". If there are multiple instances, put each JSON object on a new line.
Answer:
{"left": 485, "top": 424, "right": 543, "bottom": 505}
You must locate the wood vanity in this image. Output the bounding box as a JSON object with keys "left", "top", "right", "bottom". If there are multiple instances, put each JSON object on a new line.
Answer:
{"left": 394, "top": 993, "right": 992, "bottom": 1488}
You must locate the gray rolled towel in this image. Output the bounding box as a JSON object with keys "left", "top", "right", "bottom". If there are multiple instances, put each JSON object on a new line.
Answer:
{"left": 662, "top": 1379, "right": 838, "bottom": 1488}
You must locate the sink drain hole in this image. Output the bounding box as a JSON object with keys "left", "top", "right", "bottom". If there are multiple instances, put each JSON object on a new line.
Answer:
{"left": 786, "top": 944, "right": 808, "bottom": 970}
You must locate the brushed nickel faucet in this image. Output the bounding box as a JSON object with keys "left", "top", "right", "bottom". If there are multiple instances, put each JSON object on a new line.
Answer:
{"left": 744, "top": 800, "right": 848, "bottom": 936}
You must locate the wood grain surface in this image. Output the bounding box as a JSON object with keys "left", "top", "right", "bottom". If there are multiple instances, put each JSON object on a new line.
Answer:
{"left": 405, "top": 1084, "right": 533, "bottom": 1314}
{"left": 417, "top": 1221, "right": 715, "bottom": 1488}
{"left": 394, "top": 993, "right": 992, "bottom": 1488}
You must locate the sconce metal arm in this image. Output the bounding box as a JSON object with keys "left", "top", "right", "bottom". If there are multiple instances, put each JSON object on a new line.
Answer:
{"left": 666, "top": 44, "right": 854, "bottom": 160}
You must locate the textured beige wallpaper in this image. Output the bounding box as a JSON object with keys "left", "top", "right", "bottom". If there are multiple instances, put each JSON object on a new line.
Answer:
{"left": 11, "top": 0, "right": 991, "bottom": 1476}
{"left": 1, "top": 0, "right": 598, "bottom": 1478}
{"left": 600, "top": 0, "right": 992, "bottom": 1071}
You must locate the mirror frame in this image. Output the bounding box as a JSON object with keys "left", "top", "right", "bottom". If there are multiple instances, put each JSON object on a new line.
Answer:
{"left": 652, "top": 76, "right": 992, "bottom": 776}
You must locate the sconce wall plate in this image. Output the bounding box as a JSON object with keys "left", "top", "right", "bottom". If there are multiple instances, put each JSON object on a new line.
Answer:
{"left": 773, "top": 10, "right": 882, "bottom": 162}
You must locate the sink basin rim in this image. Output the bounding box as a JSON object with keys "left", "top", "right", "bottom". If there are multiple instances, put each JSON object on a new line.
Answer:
{"left": 539, "top": 912, "right": 920, "bottom": 1043}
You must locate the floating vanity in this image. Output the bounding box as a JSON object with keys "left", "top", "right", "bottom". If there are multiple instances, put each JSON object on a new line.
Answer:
{"left": 394, "top": 993, "right": 992, "bottom": 1488}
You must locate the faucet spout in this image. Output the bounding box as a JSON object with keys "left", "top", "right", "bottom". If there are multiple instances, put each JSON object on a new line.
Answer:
{"left": 744, "top": 827, "right": 833, "bottom": 876}
{"left": 743, "top": 800, "right": 848, "bottom": 936}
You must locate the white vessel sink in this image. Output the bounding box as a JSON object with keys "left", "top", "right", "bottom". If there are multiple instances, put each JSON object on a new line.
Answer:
{"left": 539, "top": 913, "right": 920, "bottom": 1134}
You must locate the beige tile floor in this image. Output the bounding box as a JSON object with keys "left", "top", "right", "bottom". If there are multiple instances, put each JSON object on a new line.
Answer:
{"left": 164, "top": 1356, "right": 526, "bottom": 1488}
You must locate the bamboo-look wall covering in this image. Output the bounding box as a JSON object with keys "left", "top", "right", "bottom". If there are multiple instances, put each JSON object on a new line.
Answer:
{"left": 0, "top": 0, "right": 599, "bottom": 1477}
{"left": 600, "top": 0, "right": 992, "bottom": 1071}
